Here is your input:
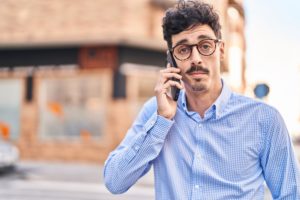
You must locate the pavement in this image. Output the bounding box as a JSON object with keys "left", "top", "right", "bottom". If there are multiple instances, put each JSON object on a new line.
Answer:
{"left": 0, "top": 160, "right": 155, "bottom": 200}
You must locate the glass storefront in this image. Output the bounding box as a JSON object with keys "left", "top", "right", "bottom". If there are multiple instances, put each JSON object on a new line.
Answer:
{"left": 0, "top": 79, "right": 22, "bottom": 140}
{"left": 37, "top": 69, "right": 112, "bottom": 141}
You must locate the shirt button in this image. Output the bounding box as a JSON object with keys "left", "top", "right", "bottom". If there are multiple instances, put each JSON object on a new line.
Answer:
{"left": 195, "top": 185, "right": 199, "bottom": 189}
{"left": 134, "top": 146, "right": 139, "bottom": 151}
{"left": 198, "top": 123, "right": 202, "bottom": 127}
{"left": 151, "top": 121, "right": 155, "bottom": 126}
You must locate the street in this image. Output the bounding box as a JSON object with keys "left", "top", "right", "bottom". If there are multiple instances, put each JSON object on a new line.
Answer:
{"left": 0, "top": 161, "right": 154, "bottom": 200}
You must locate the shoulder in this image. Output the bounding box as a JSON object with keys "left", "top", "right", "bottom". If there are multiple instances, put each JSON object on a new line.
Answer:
{"left": 227, "top": 92, "right": 281, "bottom": 123}
{"left": 231, "top": 92, "right": 277, "bottom": 112}
{"left": 229, "top": 93, "right": 288, "bottom": 138}
{"left": 222, "top": 92, "right": 290, "bottom": 153}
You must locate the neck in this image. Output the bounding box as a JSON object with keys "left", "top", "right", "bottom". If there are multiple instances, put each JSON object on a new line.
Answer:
{"left": 185, "top": 81, "right": 222, "bottom": 118}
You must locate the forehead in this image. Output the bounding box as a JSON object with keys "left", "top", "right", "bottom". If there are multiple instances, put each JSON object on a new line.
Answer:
{"left": 171, "top": 24, "right": 216, "bottom": 45}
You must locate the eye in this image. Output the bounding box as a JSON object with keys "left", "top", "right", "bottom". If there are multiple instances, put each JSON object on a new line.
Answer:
{"left": 176, "top": 45, "right": 191, "bottom": 55}
{"left": 203, "top": 44, "right": 211, "bottom": 49}
{"left": 199, "top": 42, "right": 213, "bottom": 50}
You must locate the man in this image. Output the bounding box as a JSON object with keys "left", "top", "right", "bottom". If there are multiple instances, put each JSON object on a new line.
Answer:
{"left": 104, "top": 1, "right": 300, "bottom": 199}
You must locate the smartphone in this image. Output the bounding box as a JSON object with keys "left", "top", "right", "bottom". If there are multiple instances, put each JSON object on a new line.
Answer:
{"left": 166, "top": 51, "right": 181, "bottom": 101}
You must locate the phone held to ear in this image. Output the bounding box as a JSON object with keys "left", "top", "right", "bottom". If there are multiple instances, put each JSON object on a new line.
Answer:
{"left": 166, "top": 51, "right": 181, "bottom": 101}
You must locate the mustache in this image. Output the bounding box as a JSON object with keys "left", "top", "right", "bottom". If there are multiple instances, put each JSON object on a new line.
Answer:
{"left": 185, "top": 65, "right": 209, "bottom": 74}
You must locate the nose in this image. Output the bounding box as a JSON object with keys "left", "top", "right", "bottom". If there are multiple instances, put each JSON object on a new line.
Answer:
{"left": 190, "top": 46, "right": 203, "bottom": 65}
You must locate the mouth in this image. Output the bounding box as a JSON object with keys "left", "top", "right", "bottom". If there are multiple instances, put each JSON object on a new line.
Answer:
{"left": 189, "top": 71, "right": 208, "bottom": 75}
{"left": 188, "top": 72, "right": 208, "bottom": 79}
{"left": 187, "top": 68, "right": 209, "bottom": 79}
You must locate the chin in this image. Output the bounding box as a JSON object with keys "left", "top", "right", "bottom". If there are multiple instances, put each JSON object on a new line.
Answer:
{"left": 183, "top": 79, "right": 208, "bottom": 93}
{"left": 191, "top": 83, "right": 208, "bottom": 92}
{"left": 191, "top": 79, "right": 207, "bottom": 90}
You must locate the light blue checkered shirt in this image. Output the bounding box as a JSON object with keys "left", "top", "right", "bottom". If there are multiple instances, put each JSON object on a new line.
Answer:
{"left": 104, "top": 81, "right": 300, "bottom": 199}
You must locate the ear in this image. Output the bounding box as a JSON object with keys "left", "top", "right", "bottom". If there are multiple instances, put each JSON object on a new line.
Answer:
{"left": 219, "top": 42, "right": 225, "bottom": 61}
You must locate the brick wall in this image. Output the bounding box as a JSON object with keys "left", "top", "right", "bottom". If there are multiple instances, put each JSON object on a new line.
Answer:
{"left": 0, "top": 0, "right": 166, "bottom": 49}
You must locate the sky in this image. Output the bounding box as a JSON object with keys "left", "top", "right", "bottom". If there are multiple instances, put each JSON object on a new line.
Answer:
{"left": 243, "top": 0, "right": 300, "bottom": 135}
{"left": 244, "top": 0, "right": 300, "bottom": 75}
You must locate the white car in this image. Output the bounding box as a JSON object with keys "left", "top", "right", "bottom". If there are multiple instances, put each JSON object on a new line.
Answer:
{"left": 0, "top": 140, "right": 19, "bottom": 168}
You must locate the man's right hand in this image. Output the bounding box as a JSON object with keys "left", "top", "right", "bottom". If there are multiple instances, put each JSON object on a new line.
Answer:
{"left": 154, "top": 64, "right": 183, "bottom": 120}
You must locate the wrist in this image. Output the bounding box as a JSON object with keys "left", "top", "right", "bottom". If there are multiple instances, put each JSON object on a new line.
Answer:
{"left": 157, "top": 110, "right": 174, "bottom": 120}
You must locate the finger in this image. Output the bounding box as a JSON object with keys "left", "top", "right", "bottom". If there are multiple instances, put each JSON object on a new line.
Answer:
{"left": 166, "top": 63, "right": 178, "bottom": 69}
{"left": 162, "top": 72, "right": 182, "bottom": 80}
{"left": 158, "top": 72, "right": 181, "bottom": 85}
{"left": 154, "top": 83, "right": 169, "bottom": 96}
{"left": 160, "top": 67, "right": 181, "bottom": 74}
{"left": 155, "top": 79, "right": 182, "bottom": 96}
{"left": 159, "top": 69, "right": 181, "bottom": 84}
{"left": 164, "top": 80, "right": 184, "bottom": 90}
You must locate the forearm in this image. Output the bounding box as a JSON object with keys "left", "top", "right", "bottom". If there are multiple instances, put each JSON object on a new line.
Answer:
{"left": 103, "top": 114, "right": 174, "bottom": 194}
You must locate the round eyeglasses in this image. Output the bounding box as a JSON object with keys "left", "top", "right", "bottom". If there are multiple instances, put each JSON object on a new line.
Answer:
{"left": 171, "top": 39, "right": 221, "bottom": 61}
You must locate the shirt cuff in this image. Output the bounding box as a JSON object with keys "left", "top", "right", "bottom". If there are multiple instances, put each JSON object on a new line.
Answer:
{"left": 143, "top": 112, "right": 174, "bottom": 140}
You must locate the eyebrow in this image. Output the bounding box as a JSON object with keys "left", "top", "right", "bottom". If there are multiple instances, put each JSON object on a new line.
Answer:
{"left": 198, "top": 35, "right": 214, "bottom": 40}
{"left": 172, "top": 34, "right": 215, "bottom": 48}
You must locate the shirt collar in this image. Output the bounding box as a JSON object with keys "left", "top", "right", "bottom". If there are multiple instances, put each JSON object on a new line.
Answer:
{"left": 179, "top": 79, "right": 232, "bottom": 119}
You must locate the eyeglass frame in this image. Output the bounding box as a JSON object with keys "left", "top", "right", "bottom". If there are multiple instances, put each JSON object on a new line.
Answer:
{"left": 170, "top": 38, "right": 222, "bottom": 61}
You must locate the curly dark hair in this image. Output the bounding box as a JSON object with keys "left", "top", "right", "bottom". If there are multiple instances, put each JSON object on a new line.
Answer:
{"left": 162, "top": 0, "right": 222, "bottom": 49}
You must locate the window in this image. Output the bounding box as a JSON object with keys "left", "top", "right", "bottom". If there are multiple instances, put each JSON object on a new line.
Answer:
{"left": 0, "top": 79, "right": 22, "bottom": 140}
{"left": 37, "top": 69, "right": 112, "bottom": 140}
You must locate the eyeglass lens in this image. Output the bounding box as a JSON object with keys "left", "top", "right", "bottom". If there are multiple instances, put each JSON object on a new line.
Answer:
{"left": 173, "top": 39, "right": 217, "bottom": 60}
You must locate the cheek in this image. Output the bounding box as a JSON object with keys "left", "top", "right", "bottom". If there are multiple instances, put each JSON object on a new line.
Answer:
{"left": 178, "top": 62, "right": 190, "bottom": 73}
{"left": 207, "top": 56, "right": 220, "bottom": 69}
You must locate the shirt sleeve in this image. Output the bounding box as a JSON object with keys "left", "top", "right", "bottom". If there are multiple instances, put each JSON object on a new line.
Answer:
{"left": 103, "top": 97, "right": 174, "bottom": 194}
{"left": 260, "top": 108, "right": 300, "bottom": 199}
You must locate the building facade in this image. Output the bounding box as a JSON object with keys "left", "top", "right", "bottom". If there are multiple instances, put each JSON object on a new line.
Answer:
{"left": 0, "top": 0, "right": 246, "bottom": 163}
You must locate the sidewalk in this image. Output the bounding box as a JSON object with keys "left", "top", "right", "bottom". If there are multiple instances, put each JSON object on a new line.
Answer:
{"left": 0, "top": 160, "right": 155, "bottom": 200}
{"left": 15, "top": 160, "right": 154, "bottom": 188}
